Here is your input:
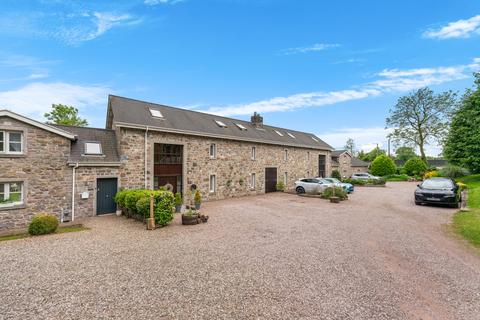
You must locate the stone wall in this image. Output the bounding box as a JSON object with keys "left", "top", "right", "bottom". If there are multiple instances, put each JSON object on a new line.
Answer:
{"left": 0, "top": 117, "right": 72, "bottom": 232}
{"left": 117, "top": 127, "right": 331, "bottom": 202}
{"left": 74, "top": 166, "right": 120, "bottom": 218}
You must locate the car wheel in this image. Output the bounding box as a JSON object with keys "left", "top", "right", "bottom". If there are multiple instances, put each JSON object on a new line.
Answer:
{"left": 415, "top": 201, "right": 422, "bottom": 205}
{"left": 296, "top": 186, "right": 305, "bottom": 194}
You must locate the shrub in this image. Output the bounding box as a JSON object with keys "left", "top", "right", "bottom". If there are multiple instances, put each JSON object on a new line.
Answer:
{"left": 342, "top": 178, "right": 366, "bottom": 185}
{"left": 369, "top": 178, "right": 386, "bottom": 185}
{"left": 321, "top": 186, "right": 348, "bottom": 200}
{"left": 404, "top": 157, "right": 428, "bottom": 176}
{"left": 124, "top": 190, "right": 149, "bottom": 212}
{"left": 28, "top": 213, "right": 59, "bottom": 235}
{"left": 135, "top": 190, "right": 175, "bottom": 226}
{"left": 383, "top": 174, "right": 409, "bottom": 181}
{"left": 439, "top": 165, "right": 470, "bottom": 179}
{"left": 174, "top": 192, "right": 183, "bottom": 206}
{"left": 456, "top": 182, "right": 468, "bottom": 191}
{"left": 331, "top": 169, "right": 341, "bottom": 180}
{"left": 424, "top": 170, "right": 439, "bottom": 179}
{"left": 370, "top": 155, "right": 396, "bottom": 176}
{"left": 276, "top": 181, "right": 285, "bottom": 191}
{"left": 114, "top": 189, "right": 128, "bottom": 208}
{"left": 194, "top": 190, "right": 202, "bottom": 204}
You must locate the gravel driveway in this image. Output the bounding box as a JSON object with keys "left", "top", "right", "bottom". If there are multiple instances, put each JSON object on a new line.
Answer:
{"left": 1, "top": 182, "right": 479, "bottom": 320}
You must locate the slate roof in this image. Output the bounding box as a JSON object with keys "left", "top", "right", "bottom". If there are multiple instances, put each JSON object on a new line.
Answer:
{"left": 351, "top": 157, "right": 370, "bottom": 167}
{"left": 332, "top": 149, "right": 348, "bottom": 157}
{"left": 106, "top": 95, "right": 333, "bottom": 151}
{"left": 53, "top": 125, "right": 120, "bottom": 164}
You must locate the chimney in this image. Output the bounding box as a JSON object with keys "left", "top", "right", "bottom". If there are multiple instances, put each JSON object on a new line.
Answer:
{"left": 251, "top": 112, "right": 263, "bottom": 127}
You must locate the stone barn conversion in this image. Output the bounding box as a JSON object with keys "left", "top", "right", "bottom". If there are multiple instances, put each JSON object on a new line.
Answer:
{"left": 0, "top": 95, "right": 333, "bottom": 232}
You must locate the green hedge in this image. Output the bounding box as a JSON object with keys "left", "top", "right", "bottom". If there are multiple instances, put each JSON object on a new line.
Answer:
{"left": 115, "top": 189, "right": 175, "bottom": 226}
{"left": 383, "top": 174, "right": 410, "bottom": 181}
{"left": 28, "top": 213, "right": 59, "bottom": 235}
{"left": 342, "top": 178, "right": 386, "bottom": 186}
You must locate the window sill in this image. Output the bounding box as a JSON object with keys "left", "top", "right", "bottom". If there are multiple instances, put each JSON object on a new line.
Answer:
{"left": 0, "top": 153, "right": 25, "bottom": 158}
{"left": 0, "top": 203, "right": 26, "bottom": 211}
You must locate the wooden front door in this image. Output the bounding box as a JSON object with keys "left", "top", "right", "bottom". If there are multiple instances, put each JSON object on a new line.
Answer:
{"left": 265, "top": 167, "right": 277, "bottom": 193}
{"left": 97, "top": 178, "right": 118, "bottom": 215}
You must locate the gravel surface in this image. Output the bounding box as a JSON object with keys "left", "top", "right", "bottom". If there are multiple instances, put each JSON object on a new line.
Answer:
{"left": 1, "top": 182, "right": 480, "bottom": 320}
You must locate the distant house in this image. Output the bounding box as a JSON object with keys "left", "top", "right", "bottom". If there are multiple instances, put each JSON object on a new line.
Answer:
{"left": 395, "top": 159, "right": 449, "bottom": 169}
{"left": 331, "top": 150, "right": 370, "bottom": 178}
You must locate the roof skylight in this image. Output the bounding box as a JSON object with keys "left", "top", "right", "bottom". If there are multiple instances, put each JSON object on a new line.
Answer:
{"left": 235, "top": 123, "right": 247, "bottom": 131}
{"left": 274, "top": 130, "right": 284, "bottom": 136}
{"left": 149, "top": 108, "right": 163, "bottom": 118}
{"left": 214, "top": 120, "right": 228, "bottom": 128}
{"left": 311, "top": 136, "right": 319, "bottom": 142}
{"left": 85, "top": 142, "right": 102, "bottom": 155}
{"left": 287, "top": 132, "right": 296, "bottom": 139}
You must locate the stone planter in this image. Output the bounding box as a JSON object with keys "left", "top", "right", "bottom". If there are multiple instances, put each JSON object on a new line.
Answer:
{"left": 182, "top": 214, "right": 199, "bottom": 225}
{"left": 330, "top": 196, "right": 340, "bottom": 203}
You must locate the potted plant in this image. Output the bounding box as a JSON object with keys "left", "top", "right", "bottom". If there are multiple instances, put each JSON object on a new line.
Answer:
{"left": 194, "top": 190, "right": 202, "bottom": 210}
{"left": 276, "top": 181, "right": 285, "bottom": 192}
{"left": 174, "top": 192, "right": 183, "bottom": 213}
{"left": 329, "top": 186, "right": 340, "bottom": 203}
{"left": 182, "top": 208, "right": 199, "bottom": 225}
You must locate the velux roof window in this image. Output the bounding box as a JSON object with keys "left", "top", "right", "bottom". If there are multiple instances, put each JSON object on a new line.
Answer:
{"left": 235, "top": 123, "right": 247, "bottom": 131}
{"left": 149, "top": 108, "right": 164, "bottom": 118}
{"left": 214, "top": 120, "right": 228, "bottom": 128}
{"left": 85, "top": 142, "right": 102, "bottom": 155}
{"left": 287, "top": 132, "right": 296, "bottom": 139}
{"left": 311, "top": 136, "right": 319, "bottom": 142}
{"left": 274, "top": 130, "right": 284, "bottom": 136}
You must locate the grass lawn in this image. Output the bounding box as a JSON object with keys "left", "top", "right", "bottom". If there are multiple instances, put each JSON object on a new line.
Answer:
{"left": 453, "top": 174, "right": 480, "bottom": 247}
{"left": 0, "top": 224, "right": 89, "bottom": 242}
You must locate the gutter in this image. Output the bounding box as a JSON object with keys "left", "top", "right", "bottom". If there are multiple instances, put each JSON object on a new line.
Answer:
{"left": 145, "top": 126, "right": 149, "bottom": 189}
{"left": 67, "top": 162, "right": 122, "bottom": 167}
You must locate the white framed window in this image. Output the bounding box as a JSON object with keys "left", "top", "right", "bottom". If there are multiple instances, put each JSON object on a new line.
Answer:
{"left": 209, "top": 143, "right": 216, "bottom": 158}
{"left": 235, "top": 123, "right": 247, "bottom": 131}
{"left": 251, "top": 146, "right": 256, "bottom": 160}
{"left": 284, "top": 149, "right": 288, "bottom": 161}
{"left": 209, "top": 174, "right": 216, "bottom": 193}
{"left": 0, "top": 182, "right": 23, "bottom": 208}
{"left": 284, "top": 172, "right": 288, "bottom": 185}
{"left": 250, "top": 173, "right": 256, "bottom": 189}
{"left": 149, "top": 108, "right": 164, "bottom": 118}
{"left": 0, "top": 131, "right": 23, "bottom": 154}
{"left": 274, "top": 130, "right": 284, "bottom": 136}
{"left": 287, "top": 132, "right": 295, "bottom": 139}
{"left": 84, "top": 142, "right": 102, "bottom": 155}
{"left": 214, "top": 120, "right": 227, "bottom": 128}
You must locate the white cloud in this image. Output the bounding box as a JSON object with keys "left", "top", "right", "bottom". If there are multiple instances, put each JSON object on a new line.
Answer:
{"left": 283, "top": 43, "right": 340, "bottom": 55}
{"left": 200, "top": 57, "right": 480, "bottom": 117}
{"left": 0, "top": 82, "right": 109, "bottom": 119}
{"left": 423, "top": 15, "right": 480, "bottom": 39}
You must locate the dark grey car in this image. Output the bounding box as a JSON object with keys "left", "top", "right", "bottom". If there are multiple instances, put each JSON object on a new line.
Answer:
{"left": 414, "top": 177, "right": 461, "bottom": 208}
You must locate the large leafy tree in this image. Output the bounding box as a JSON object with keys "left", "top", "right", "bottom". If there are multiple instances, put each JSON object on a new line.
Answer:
{"left": 386, "top": 87, "right": 456, "bottom": 163}
{"left": 444, "top": 73, "right": 480, "bottom": 173}
{"left": 395, "top": 146, "right": 417, "bottom": 162}
{"left": 358, "top": 146, "right": 385, "bottom": 162}
{"left": 44, "top": 104, "right": 88, "bottom": 127}
{"left": 344, "top": 138, "right": 356, "bottom": 156}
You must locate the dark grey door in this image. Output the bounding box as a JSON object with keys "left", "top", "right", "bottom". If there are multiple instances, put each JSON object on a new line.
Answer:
{"left": 265, "top": 168, "right": 277, "bottom": 193}
{"left": 97, "top": 178, "right": 118, "bottom": 215}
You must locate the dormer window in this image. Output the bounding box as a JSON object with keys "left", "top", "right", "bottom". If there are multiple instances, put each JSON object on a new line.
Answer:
{"left": 214, "top": 120, "right": 227, "bottom": 128}
{"left": 274, "top": 130, "right": 284, "bottom": 136}
{"left": 287, "top": 132, "right": 296, "bottom": 139}
{"left": 85, "top": 142, "right": 102, "bottom": 155}
{"left": 149, "top": 108, "right": 164, "bottom": 118}
{"left": 235, "top": 123, "right": 247, "bottom": 131}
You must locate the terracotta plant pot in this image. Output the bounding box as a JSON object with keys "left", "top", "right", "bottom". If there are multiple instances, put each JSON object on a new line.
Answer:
{"left": 182, "top": 214, "right": 199, "bottom": 225}
{"left": 330, "top": 196, "right": 340, "bottom": 203}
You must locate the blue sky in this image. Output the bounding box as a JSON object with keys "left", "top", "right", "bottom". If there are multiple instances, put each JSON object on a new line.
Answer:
{"left": 0, "top": 0, "right": 479, "bottom": 155}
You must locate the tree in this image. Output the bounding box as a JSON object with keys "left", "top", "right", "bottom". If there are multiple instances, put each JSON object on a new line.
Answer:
{"left": 358, "top": 146, "right": 386, "bottom": 162}
{"left": 395, "top": 146, "right": 417, "bottom": 162}
{"left": 344, "top": 138, "right": 356, "bottom": 156}
{"left": 386, "top": 87, "right": 456, "bottom": 163}
{"left": 404, "top": 157, "right": 428, "bottom": 176}
{"left": 44, "top": 104, "right": 88, "bottom": 126}
{"left": 370, "top": 154, "right": 396, "bottom": 176}
{"left": 444, "top": 73, "right": 480, "bottom": 173}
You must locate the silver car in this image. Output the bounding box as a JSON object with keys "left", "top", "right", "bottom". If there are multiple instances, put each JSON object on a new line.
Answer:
{"left": 351, "top": 173, "right": 380, "bottom": 180}
{"left": 294, "top": 178, "right": 331, "bottom": 194}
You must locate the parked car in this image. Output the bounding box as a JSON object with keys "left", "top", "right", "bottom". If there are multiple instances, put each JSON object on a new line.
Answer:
{"left": 295, "top": 178, "right": 331, "bottom": 194}
{"left": 323, "top": 177, "right": 354, "bottom": 193}
{"left": 351, "top": 173, "right": 380, "bottom": 181}
{"left": 414, "top": 177, "right": 461, "bottom": 208}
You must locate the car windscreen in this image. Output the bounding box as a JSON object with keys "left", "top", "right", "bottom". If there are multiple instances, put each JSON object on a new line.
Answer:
{"left": 421, "top": 179, "right": 454, "bottom": 190}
